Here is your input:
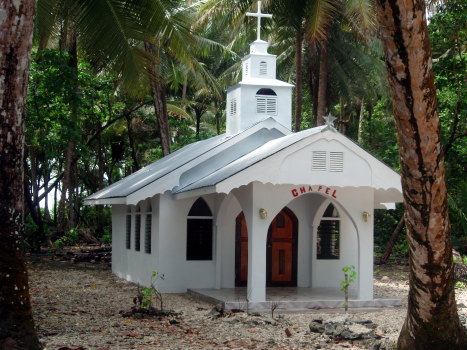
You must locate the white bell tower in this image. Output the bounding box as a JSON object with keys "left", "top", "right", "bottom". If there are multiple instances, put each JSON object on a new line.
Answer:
{"left": 226, "top": 1, "right": 294, "bottom": 135}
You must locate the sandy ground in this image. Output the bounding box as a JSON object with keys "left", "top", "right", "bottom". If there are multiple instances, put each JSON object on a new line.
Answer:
{"left": 27, "top": 256, "right": 466, "bottom": 350}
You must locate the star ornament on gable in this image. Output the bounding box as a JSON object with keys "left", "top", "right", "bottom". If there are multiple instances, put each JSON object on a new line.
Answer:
{"left": 323, "top": 114, "right": 337, "bottom": 128}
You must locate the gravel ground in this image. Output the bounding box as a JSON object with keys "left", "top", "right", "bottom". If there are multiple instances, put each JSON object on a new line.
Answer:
{"left": 27, "top": 256, "right": 467, "bottom": 350}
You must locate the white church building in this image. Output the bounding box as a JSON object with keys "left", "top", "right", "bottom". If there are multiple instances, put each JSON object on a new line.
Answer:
{"left": 85, "top": 3, "right": 403, "bottom": 310}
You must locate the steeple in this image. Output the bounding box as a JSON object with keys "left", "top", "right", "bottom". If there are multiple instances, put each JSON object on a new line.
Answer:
{"left": 225, "top": 1, "right": 294, "bottom": 135}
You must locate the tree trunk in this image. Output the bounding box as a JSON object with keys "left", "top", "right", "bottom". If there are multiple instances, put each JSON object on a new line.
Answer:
{"left": 376, "top": 0, "right": 467, "bottom": 348}
{"left": 357, "top": 98, "right": 364, "bottom": 143}
{"left": 57, "top": 30, "right": 78, "bottom": 235}
{"left": 316, "top": 39, "right": 328, "bottom": 126}
{"left": 377, "top": 216, "right": 404, "bottom": 265}
{"left": 144, "top": 42, "right": 171, "bottom": 156}
{"left": 125, "top": 115, "right": 140, "bottom": 172}
{"left": 0, "top": 1, "right": 40, "bottom": 349}
{"left": 294, "top": 29, "right": 303, "bottom": 132}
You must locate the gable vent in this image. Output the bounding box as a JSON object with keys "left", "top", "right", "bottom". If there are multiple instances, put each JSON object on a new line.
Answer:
{"left": 259, "top": 61, "right": 267, "bottom": 75}
{"left": 256, "top": 97, "right": 277, "bottom": 115}
{"left": 230, "top": 98, "right": 237, "bottom": 116}
{"left": 266, "top": 98, "right": 276, "bottom": 114}
{"left": 329, "top": 152, "right": 344, "bottom": 172}
{"left": 312, "top": 151, "right": 327, "bottom": 171}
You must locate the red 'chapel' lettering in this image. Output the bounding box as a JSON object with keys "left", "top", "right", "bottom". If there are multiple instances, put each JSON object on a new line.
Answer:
{"left": 290, "top": 186, "right": 338, "bottom": 199}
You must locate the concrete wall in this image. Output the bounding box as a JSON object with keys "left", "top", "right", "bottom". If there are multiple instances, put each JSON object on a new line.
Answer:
{"left": 111, "top": 198, "right": 158, "bottom": 287}
{"left": 156, "top": 193, "right": 217, "bottom": 293}
{"left": 112, "top": 183, "right": 374, "bottom": 300}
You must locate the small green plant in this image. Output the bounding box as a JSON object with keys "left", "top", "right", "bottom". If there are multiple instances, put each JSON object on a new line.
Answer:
{"left": 53, "top": 228, "right": 79, "bottom": 248}
{"left": 340, "top": 265, "right": 357, "bottom": 312}
{"left": 101, "top": 232, "right": 112, "bottom": 245}
{"left": 455, "top": 281, "right": 466, "bottom": 289}
{"left": 134, "top": 270, "right": 165, "bottom": 311}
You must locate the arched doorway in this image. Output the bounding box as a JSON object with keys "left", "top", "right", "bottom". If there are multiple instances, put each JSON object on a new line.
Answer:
{"left": 235, "top": 208, "right": 298, "bottom": 287}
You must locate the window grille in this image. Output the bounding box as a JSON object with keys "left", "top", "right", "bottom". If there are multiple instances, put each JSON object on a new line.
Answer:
{"left": 186, "top": 198, "right": 213, "bottom": 260}
{"left": 259, "top": 61, "right": 267, "bottom": 75}
{"left": 317, "top": 203, "right": 340, "bottom": 259}
{"left": 230, "top": 98, "right": 237, "bottom": 116}
{"left": 134, "top": 214, "right": 141, "bottom": 251}
{"left": 256, "top": 97, "right": 277, "bottom": 115}
{"left": 312, "top": 151, "right": 327, "bottom": 171}
{"left": 330, "top": 152, "right": 344, "bottom": 172}
{"left": 145, "top": 214, "right": 152, "bottom": 254}
{"left": 126, "top": 214, "right": 131, "bottom": 250}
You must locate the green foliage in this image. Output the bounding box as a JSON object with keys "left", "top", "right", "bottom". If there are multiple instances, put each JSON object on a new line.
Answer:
{"left": 53, "top": 228, "right": 79, "bottom": 248}
{"left": 340, "top": 265, "right": 357, "bottom": 312}
{"left": 134, "top": 270, "right": 165, "bottom": 311}
{"left": 340, "top": 265, "right": 357, "bottom": 292}
{"left": 429, "top": 0, "right": 467, "bottom": 244}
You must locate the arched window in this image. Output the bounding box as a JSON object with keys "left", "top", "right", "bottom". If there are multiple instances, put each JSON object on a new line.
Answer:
{"left": 126, "top": 207, "right": 132, "bottom": 250}
{"left": 186, "top": 198, "right": 213, "bottom": 260}
{"left": 145, "top": 201, "right": 152, "bottom": 254}
{"left": 256, "top": 88, "right": 277, "bottom": 115}
{"left": 259, "top": 61, "right": 267, "bottom": 75}
{"left": 317, "top": 203, "right": 340, "bottom": 259}
{"left": 134, "top": 204, "right": 141, "bottom": 251}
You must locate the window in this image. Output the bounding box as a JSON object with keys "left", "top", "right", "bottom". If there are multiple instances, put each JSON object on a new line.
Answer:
{"left": 317, "top": 203, "right": 340, "bottom": 259}
{"left": 134, "top": 204, "right": 141, "bottom": 251}
{"left": 330, "top": 152, "right": 344, "bottom": 172}
{"left": 256, "top": 88, "right": 277, "bottom": 115}
{"left": 126, "top": 208, "right": 132, "bottom": 250}
{"left": 312, "top": 151, "right": 344, "bottom": 172}
{"left": 186, "top": 198, "right": 213, "bottom": 260}
{"left": 312, "top": 151, "right": 327, "bottom": 171}
{"left": 259, "top": 61, "right": 267, "bottom": 75}
{"left": 245, "top": 62, "right": 249, "bottom": 77}
{"left": 145, "top": 202, "right": 152, "bottom": 254}
{"left": 230, "top": 98, "right": 237, "bottom": 116}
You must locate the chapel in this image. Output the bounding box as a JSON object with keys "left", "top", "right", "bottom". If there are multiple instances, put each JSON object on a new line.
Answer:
{"left": 85, "top": 2, "right": 403, "bottom": 310}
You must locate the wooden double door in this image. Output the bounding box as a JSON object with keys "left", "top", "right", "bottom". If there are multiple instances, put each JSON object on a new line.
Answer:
{"left": 235, "top": 208, "right": 298, "bottom": 287}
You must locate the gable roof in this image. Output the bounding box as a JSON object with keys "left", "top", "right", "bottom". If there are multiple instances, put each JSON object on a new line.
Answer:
{"left": 84, "top": 118, "right": 289, "bottom": 205}
{"left": 85, "top": 119, "right": 403, "bottom": 207}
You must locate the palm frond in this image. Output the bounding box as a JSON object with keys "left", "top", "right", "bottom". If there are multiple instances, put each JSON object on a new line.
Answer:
{"left": 305, "top": 0, "right": 339, "bottom": 41}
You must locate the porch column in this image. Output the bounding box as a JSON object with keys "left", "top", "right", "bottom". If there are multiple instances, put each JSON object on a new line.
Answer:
{"left": 233, "top": 183, "right": 270, "bottom": 302}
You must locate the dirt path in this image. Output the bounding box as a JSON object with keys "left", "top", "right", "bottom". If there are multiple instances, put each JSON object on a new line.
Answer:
{"left": 27, "top": 256, "right": 466, "bottom": 350}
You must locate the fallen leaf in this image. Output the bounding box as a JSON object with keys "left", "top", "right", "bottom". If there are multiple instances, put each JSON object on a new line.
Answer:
{"left": 285, "top": 328, "right": 292, "bottom": 337}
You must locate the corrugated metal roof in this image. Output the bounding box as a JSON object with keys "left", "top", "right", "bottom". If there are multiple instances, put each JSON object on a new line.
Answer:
{"left": 173, "top": 126, "right": 327, "bottom": 193}
{"left": 84, "top": 119, "right": 289, "bottom": 203}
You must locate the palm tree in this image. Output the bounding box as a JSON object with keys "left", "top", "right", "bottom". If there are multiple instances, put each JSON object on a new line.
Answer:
{"left": 376, "top": 0, "right": 467, "bottom": 348}
{"left": 0, "top": 1, "right": 41, "bottom": 349}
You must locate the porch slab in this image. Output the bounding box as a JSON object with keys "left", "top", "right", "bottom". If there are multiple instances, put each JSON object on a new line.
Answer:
{"left": 188, "top": 287, "right": 402, "bottom": 312}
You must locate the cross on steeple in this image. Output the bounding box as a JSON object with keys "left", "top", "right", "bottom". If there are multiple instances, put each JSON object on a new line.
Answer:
{"left": 246, "top": 1, "right": 272, "bottom": 41}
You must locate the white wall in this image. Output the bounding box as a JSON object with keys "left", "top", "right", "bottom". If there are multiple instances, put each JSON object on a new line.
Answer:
{"left": 112, "top": 184, "right": 375, "bottom": 300}
{"left": 156, "top": 193, "right": 217, "bottom": 293}
{"left": 111, "top": 198, "right": 158, "bottom": 287}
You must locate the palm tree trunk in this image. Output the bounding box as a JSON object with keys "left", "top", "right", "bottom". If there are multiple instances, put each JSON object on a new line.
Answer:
{"left": 145, "top": 42, "right": 171, "bottom": 156}
{"left": 125, "top": 114, "right": 140, "bottom": 171}
{"left": 57, "top": 30, "right": 78, "bottom": 234}
{"left": 316, "top": 39, "right": 328, "bottom": 126}
{"left": 376, "top": 0, "right": 467, "bottom": 348}
{"left": 357, "top": 98, "right": 364, "bottom": 143}
{"left": 0, "top": 1, "right": 40, "bottom": 348}
{"left": 294, "top": 29, "right": 303, "bottom": 132}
